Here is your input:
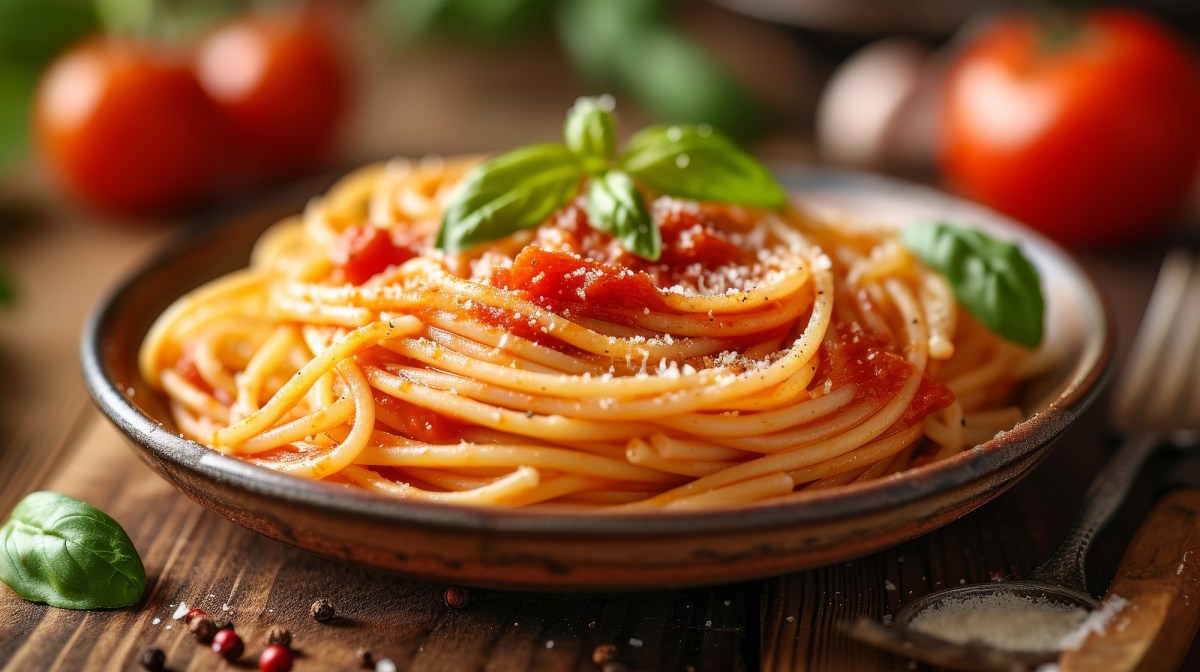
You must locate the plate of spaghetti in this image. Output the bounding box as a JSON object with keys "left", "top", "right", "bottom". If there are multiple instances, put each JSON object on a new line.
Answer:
{"left": 83, "top": 101, "right": 1110, "bottom": 589}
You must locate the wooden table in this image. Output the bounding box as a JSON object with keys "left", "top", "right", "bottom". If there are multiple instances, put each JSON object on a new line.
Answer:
{"left": 1, "top": 177, "right": 1196, "bottom": 671}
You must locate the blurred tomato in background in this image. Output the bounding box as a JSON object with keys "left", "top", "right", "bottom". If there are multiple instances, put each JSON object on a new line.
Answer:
{"left": 4, "top": 0, "right": 352, "bottom": 217}
{"left": 34, "top": 39, "right": 226, "bottom": 214}
{"left": 196, "top": 8, "right": 348, "bottom": 180}
{"left": 938, "top": 9, "right": 1200, "bottom": 247}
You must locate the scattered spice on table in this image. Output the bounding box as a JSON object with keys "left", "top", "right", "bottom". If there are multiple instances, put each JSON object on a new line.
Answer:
{"left": 444, "top": 586, "right": 469, "bottom": 609}
{"left": 311, "top": 597, "right": 335, "bottom": 622}
{"left": 140, "top": 646, "right": 165, "bottom": 671}
{"left": 259, "top": 644, "right": 294, "bottom": 672}
{"left": 212, "top": 627, "right": 245, "bottom": 660}
{"left": 188, "top": 613, "right": 218, "bottom": 643}
{"left": 266, "top": 626, "right": 292, "bottom": 648}
{"left": 592, "top": 643, "right": 618, "bottom": 665}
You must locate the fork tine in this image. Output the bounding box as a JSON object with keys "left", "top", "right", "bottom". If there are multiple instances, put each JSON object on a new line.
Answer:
{"left": 1144, "top": 252, "right": 1200, "bottom": 428}
{"left": 1178, "top": 256, "right": 1200, "bottom": 427}
{"left": 1111, "top": 249, "right": 1195, "bottom": 430}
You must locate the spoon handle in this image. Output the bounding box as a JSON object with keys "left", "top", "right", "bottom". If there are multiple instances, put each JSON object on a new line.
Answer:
{"left": 1026, "top": 432, "right": 1163, "bottom": 593}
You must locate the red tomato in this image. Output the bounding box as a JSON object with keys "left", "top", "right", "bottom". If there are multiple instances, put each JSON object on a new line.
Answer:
{"left": 195, "top": 10, "right": 348, "bottom": 179}
{"left": 34, "top": 39, "right": 227, "bottom": 214}
{"left": 333, "top": 225, "right": 415, "bottom": 285}
{"left": 939, "top": 10, "right": 1200, "bottom": 246}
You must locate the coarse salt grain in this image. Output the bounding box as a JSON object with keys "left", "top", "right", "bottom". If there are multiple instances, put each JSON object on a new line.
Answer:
{"left": 172, "top": 602, "right": 189, "bottom": 620}
{"left": 909, "top": 593, "right": 1089, "bottom": 653}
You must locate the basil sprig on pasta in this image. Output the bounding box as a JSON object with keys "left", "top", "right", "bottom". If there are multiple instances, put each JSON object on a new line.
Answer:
{"left": 436, "top": 95, "right": 787, "bottom": 260}
{"left": 901, "top": 222, "right": 1045, "bottom": 348}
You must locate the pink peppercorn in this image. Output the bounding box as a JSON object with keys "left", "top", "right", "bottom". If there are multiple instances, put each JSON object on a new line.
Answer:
{"left": 259, "top": 645, "right": 294, "bottom": 672}
{"left": 212, "top": 628, "right": 244, "bottom": 660}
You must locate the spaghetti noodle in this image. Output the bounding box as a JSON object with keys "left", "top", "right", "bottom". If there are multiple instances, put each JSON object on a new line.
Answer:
{"left": 139, "top": 157, "right": 1036, "bottom": 510}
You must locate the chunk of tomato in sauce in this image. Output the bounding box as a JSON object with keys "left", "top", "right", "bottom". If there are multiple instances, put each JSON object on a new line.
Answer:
{"left": 491, "top": 246, "right": 672, "bottom": 324}
{"left": 332, "top": 225, "right": 415, "bottom": 285}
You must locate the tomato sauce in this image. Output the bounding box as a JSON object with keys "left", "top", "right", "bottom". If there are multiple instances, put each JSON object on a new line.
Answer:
{"left": 373, "top": 392, "right": 462, "bottom": 444}
{"left": 817, "top": 323, "right": 954, "bottom": 435}
{"left": 491, "top": 203, "right": 757, "bottom": 324}
{"left": 332, "top": 225, "right": 417, "bottom": 285}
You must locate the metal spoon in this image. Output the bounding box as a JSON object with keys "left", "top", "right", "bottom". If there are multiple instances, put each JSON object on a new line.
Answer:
{"left": 849, "top": 250, "right": 1200, "bottom": 671}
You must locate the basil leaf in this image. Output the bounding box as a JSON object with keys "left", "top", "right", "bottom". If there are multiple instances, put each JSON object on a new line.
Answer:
{"left": 0, "top": 491, "right": 146, "bottom": 610}
{"left": 585, "top": 170, "right": 660, "bottom": 261}
{"left": 436, "top": 144, "right": 584, "bottom": 253}
{"left": 901, "top": 222, "right": 1045, "bottom": 348}
{"left": 620, "top": 124, "right": 786, "bottom": 208}
{"left": 564, "top": 95, "right": 616, "bottom": 163}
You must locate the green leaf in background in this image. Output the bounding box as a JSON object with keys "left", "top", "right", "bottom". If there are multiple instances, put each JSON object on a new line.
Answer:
{"left": 585, "top": 170, "right": 659, "bottom": 261}
{"left": 621, "top": 124, "right": 787, "bottom": 208}
{"left": 374, "top": 0, "right": 553, "bottom": 45}
{"left": 564, "top": 95, "right": 617, "bottom": 163}
{"left": 95, "top": 0, "right": 244, "bottom": 41}
{"left": 436, "top": 144, "right": 583, "bottom": 253}
{"left": 0, "top": 491, "right": 146, "bottom": 610}
{"left": 900, "top": 222, "right": 1045, "bottom": 348}
{"left": 555, "top": 0, "right": 664, "bottom": 80}
{"left": 0, "top": 0, "right": 97, "bottom": 66}
{"left": 556, "top": 0, "right": 761, "bottom": 138}
{"left": 0, "top": 65, "right": 37, "bottom": 171}
{"left": 0, "top": 259, "right": 15, "bottom": 308}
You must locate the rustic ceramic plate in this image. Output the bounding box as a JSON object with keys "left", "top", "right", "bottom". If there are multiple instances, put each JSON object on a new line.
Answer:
{"left": 81, "top": 167, "right": 1112, "bottom": 591}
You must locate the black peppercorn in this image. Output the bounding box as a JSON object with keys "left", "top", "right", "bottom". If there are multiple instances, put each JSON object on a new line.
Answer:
{"left": 310, "top": 598, "right": 335, "bottom": 622}
{"left": 140, "top": 646, "right": 165, "bottom": 671}
{"left": 355, "top": 647, "right": 374, "bottom": 668}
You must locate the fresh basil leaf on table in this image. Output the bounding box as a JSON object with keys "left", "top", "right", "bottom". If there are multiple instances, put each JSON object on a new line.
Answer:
{"left": 901, "top": 221, "right": 1045, "bottom": 348}
{"left": 0, "top": 491, "right": 146, "bottom": 609}
{"left": 585, "top": 170, "right": 659, "bottom": 261}
{"left": 620, "top": 124, "right": 788, "bottom": 208}
{"left": 436, "top": 144, "right": 584, "bottom": 254}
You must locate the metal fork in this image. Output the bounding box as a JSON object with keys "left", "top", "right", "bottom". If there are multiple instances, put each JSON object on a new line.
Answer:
{"left": 1029, "top": 248, "right": 1200, "bottom": 594}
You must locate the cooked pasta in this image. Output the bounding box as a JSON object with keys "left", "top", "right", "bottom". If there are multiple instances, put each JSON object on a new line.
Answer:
{"left": 139, "top": 156, "right": 1035, "bottom": 510}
